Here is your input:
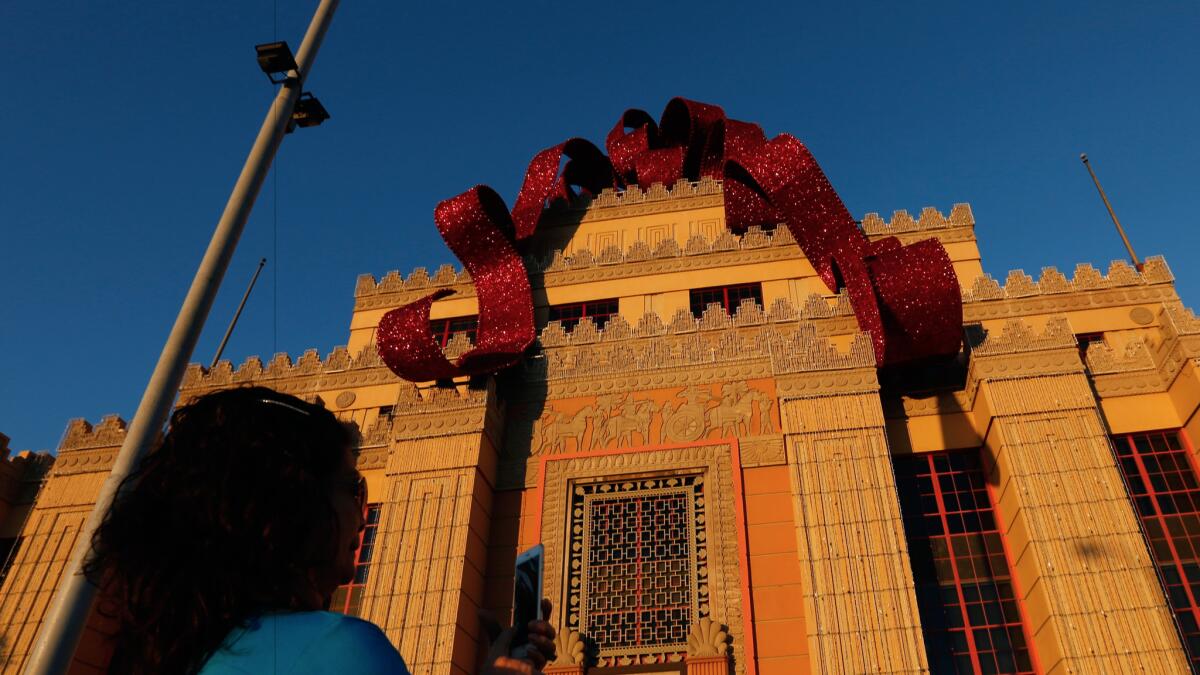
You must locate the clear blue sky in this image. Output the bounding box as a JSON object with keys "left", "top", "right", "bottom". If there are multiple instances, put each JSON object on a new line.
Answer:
{"left": 2, "top": 1, "right": 1197, "bottom": 452}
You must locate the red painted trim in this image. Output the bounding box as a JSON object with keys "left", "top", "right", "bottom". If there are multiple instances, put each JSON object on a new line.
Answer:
{"left": 532, "top": 438, "right": 758, "bottom": 675}
{"left": 982, "top": 458, "right": 1044, "bottom": 675}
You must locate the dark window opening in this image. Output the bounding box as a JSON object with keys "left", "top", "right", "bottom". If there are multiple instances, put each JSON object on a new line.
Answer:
{"left": 548, "top": 298, "right": 620, "bottom": 332}
{"left": 895, "top": 451, "right": 1036, "bottom": 675}
{"left": 0, "top": 537, "right": 20, "bottom": 585}
{"left": 688, "top": 283, "right": 762, "bottom": 319}
{"left": 1112, "top": 430, "right": 1200, "bottom": 670}
{"left": 328, "top": 504, "right": 381, "bottom": 617}
{"left": 428, "top": 316, "right": 478, "bottom": 348}
{"left": 1076, "top": 332, "right": 1105, "bottom": 367}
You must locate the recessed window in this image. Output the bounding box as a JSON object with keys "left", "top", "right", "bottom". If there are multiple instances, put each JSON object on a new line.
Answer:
{"left": 328, "top": 504, "right": 381, "bottom": 617}
{"left": 548, "top": 298, "right": 620, "bottom": 332}
{"left": 566, "top": 475, "right": 707, "bottom": 662}
{"left": 1112, "top": 430, "right": 1200, "bottom": 669}
{"left": 688, "top": 283, "right": 762, "bottom": 319}
{"left": 428, "top": 316, "right": 478, "bottom": 348}
{"left": 895, "top": 451, "right": 1036, "bottom": 674}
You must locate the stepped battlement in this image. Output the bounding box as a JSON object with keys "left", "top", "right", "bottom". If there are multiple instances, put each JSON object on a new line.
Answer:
{"left": 58, "top": 415, "right": 127, "bottom": 452}
{"left": 962, "top": 256, "right": 1173, "bottom": 302}
{"left": 354, "top": 202, "right": 977, "bottom": 300}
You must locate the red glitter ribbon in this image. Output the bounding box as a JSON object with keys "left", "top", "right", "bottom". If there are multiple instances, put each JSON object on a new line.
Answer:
{"left": 378, "top": 98, "right": 962, "bottom": 380}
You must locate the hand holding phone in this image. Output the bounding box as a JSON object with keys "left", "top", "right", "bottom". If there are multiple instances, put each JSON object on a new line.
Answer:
{"left": 511, "top": 544, "right": 545, "bottom": 658}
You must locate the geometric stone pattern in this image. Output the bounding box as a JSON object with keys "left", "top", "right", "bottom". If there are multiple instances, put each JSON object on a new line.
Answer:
{"left": 782, "top": 393, "right": 930, "bottom": 674}
{"left": 981, "top": 371, "right": 1191, "bottom": 673}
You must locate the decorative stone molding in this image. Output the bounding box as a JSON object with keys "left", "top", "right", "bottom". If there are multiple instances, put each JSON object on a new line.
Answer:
{"left": 686, "top": 617, "right": 730, "bottom": 657}
{"left": 552, "top": 630, "right": 587, "bottom": 666}
{"left": 861, "top": 203, "right": 974, "bottom": 236}
{"left": 59, "top": 415, "right": 127, "bottom": 452}
{"left": 1086, "top": 338, "right": 1156, "bottom": 375}
{"left": 972, "top": 316, "right": 1076, "bottom": 356}
{"left": 962, "top": 257, "right": 1174, "bottom": 304}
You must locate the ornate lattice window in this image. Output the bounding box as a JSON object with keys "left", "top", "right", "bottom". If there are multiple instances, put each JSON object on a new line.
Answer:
{"left": 329, "top": 504, "right": 381, "bottom": 616}
{"left": 895, "top": 451, "right": 1036, "bottom": 675}
{"left": 1112, "top": 429, "right": 1200, "bottom": 668}
{"left": 566, "top": 475, "right": 708, "bottom": 664}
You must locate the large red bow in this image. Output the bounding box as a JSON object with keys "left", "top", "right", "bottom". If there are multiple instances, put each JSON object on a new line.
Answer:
{"left": 377, "top": 99, "right": 962, "bottom": 381}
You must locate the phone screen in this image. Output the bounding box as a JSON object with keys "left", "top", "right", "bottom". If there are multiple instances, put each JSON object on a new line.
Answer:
{"left": 512, "top": 544, "right": 544, "bottom": 654}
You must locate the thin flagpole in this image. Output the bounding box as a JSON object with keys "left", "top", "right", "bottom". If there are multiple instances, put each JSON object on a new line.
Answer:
{"left": 22, "top": 2, "right": 340, "bottom": 672}
{"left": 1080, "top": 152, "right": 1141, "bottom": 270}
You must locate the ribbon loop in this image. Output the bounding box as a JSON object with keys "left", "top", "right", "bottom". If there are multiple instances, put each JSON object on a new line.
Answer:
{"left": 378, "top": 99, "right": 964, "bottom": 381}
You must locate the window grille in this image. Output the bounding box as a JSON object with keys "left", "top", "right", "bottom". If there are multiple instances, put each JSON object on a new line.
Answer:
{"left": 428, "top": 316, "right": 478, "bottom": 348}
{"left": 548, "top": 298, "right": 620, "bottom": 332}
{"left": 566, "top": 475, "right": 708, "bottom": 663}
{"left": 895, "top": 452, "right": 1036, "bottom": 675}
{"left": 329, "top": 504, "right": 381, "bottom": 616}
{"left": 688, "top": 283, "right": 762, "bottom": 319}
{"left": 1112, "top": 429, "right": 1200, "bottom": 668}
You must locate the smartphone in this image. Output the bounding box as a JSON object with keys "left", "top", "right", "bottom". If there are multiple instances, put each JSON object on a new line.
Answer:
{"left": 511, "top": 544, "right": 545, "bottom": 658}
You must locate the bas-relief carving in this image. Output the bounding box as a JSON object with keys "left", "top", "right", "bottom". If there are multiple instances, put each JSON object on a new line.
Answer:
{"left": 528, "top": 381, "right": 779, "bottom": 456}
{"left": 538, "top": 442, "right": 748, "bottom": 675}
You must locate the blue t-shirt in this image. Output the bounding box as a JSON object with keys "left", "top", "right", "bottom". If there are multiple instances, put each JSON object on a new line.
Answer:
{"left": 199, "top": 611, "right": 412, "bottom": 674}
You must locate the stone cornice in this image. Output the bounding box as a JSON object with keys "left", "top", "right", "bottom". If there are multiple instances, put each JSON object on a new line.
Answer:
{"left": 898, "top": 316, "right": 1083, "bottom": 419}
{"left": 1091, "top": 303, "right": 1200, "bottom": 398}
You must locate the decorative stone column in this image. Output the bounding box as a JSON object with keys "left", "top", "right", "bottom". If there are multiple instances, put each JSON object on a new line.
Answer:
{"left": 970, "top": 317, "right": 1189, "bottom": 671}
{"left": 773, "top": 328, "right": 929, "bottom": 674}
{"left": 361, "top": 380, "right": 503, "bottom": 675}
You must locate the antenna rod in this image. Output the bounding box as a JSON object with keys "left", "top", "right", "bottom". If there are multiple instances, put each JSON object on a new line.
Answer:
{"left": 1080, "top": 153, "right": 1141, "bottom": 270}
{"left": 23, "top": 2, "right": 340, "bottom": 672}
{"left": 211, "top": 257, "right": 268, "bottom": 367}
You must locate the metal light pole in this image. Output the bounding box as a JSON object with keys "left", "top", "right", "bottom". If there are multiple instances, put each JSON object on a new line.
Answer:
{"left": 23, "top": 1, "right": 340, "bottom": 672}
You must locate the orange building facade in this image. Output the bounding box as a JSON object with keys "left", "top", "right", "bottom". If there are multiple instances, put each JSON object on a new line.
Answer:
{"left": 3, "top": 178, "right": 1200, "bottom": 674}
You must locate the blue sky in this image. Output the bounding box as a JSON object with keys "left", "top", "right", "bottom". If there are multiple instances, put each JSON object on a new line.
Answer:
{"left": 2, "top": 1, "right": 1197, "bottom": 452}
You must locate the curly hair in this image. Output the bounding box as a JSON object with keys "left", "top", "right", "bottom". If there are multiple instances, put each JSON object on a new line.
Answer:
{"left": 84, "top": 386, "right": 354, "bottom": 674}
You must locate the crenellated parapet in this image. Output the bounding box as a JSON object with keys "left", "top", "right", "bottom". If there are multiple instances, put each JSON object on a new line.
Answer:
{"left": 860, "top": 203, "right": 974, "bottom": 236}
{"left": 59, "top": 415, "right": 127, "bottom": 452}
{"left": 353, "top": 203, "right": 976, "bottom": 310}
{"left": 963, "top": 257, "right": 1173, "bottom": 303}
{"left": 181, "top": 343, "right": 389, "bottom": 396}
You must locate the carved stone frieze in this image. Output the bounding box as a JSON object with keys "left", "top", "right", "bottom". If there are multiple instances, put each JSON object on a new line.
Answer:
{"left": 523, "top": 381, "right": 778, "bottom": 457}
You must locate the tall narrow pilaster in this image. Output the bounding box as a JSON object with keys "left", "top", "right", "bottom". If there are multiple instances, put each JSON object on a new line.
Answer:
{"left": 363, "top": 381, "right": 503, "bottom": 675}
{"left": 774, "top": 329, "right": 928, "bottom": 674}
{"left": 971, "top": 317, "right": 1188, "bottom": 673}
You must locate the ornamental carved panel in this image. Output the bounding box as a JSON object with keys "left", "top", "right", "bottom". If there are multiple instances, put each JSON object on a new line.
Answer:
{"left": 522, "top": 380, "right": 778, "bottom": 457}
{"left": 538, "top": 442, "right": 748, "bottom": 674}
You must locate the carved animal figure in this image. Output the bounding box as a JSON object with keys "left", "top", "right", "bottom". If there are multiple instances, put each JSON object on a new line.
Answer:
{"left": 541, "top": 404, "right": 599, "bottom": 453}
{"left": 706, "top": 382, "right": 755, "bottom": 436}
{"left": 599, "top": 398, "right": 657, "bottom": 448}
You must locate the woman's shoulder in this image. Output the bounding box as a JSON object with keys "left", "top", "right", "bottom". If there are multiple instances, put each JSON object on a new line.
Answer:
{"left": 200, "top": 611, "right": 411, "bottom": 674}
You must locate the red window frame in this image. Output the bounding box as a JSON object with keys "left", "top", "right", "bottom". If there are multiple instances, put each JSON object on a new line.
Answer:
{"left": 328, "top": 503, "right": 381, "bottom": 616}
{"left": 688, "top": 283, "right": 762, "bottom": 319}
{"left": 548, "top": 298, "right": 620, "bottom": 332}
{"left": 1112, "top": 429, "right": 1200, "bottom": 667}
{"left": 428, "top": 316, "right": 478, "bottom": 348}
{"left": 895, "top": 451, "right": 1037, "bottom": 675}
